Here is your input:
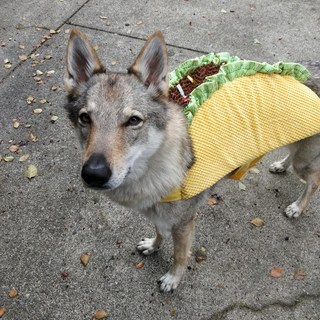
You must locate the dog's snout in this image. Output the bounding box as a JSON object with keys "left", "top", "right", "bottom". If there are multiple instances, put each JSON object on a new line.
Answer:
{"left": 81, "top": 153, "right": 111, "bottom": 187}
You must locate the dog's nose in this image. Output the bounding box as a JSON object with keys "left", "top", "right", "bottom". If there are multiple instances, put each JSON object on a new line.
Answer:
{"left": 81, "top": 153, "right": 111, "bottom": 187}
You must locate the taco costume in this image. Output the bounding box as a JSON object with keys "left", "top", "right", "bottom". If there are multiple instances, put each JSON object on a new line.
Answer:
{"left": 161, "top": 53, "right": 320, "bottom": 202}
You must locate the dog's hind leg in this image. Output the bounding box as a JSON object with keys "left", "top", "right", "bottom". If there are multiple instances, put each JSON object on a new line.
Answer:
{"left": 137, "top": 226, "right": 164, "bottom": 255}
{"left": 159, "top": 216, "right": 195, "bottom": 292}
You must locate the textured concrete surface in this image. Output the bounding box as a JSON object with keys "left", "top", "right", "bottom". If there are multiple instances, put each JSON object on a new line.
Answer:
{"left": 0, "top": 1, "right": 320, "bottom": 319}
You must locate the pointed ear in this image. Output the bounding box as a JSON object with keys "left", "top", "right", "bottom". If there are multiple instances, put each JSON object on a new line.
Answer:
{"left": 129, "top": 31, "right": 169, "bottom": 100}
{"left": 65, "top": 28, "right": 105, "bottom": 94}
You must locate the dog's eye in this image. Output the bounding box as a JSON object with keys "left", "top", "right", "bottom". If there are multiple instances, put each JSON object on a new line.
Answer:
{"left": 126, "top": 116, "right": 142, "bottom": 126}
{"left": 79, "top": 113, "right": 91, "bottom": 124}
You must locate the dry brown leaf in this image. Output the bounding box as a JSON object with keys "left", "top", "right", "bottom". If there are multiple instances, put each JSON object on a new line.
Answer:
{"left": 106, "top": 22, "right": 111, "bottom": 26}
{"left": 294, "top": 269, "right": 306, "bottom": 280}
{"left": 27, "top": 96, "right": 34, "bottom": 104}
{"left": 93, "top": 45, "right": 99, "bottom": 51}
{"left": 64, "top": 29, "right": 70, "bottom": 34}
{"left": 1, "top": 42, "right": 6, "bottom": 47}
{"left": 19, "top": 55, "right": 28, "bottom": 61}
{"left": 111, "top": 61, "right": 116, "bottom": 65}
{"left": 208, "top": 32, "right": 214, "bottom": 35}
{"left": 135, "top": 20, "right": 142, "bottom": 26}
{"left": 13, "top": 122, "right": 20, "bottom": 128}
{"left": 25, "top": 164, "right": 37, "bottom": 179}
{"left": 4, "top": 59, "right": 10, "bottom": 64}
{"left": 116, "top": 240, "right": 122, "bottom": 245}
{"left": 218, "top": 283, "right": 223, "bottom": 288}
{"left": 49, "top": 29, "right": 57, "bottom": 34}
{"left": 9, "top": 145, "right": 18, "bottom": 152}
{"left": 270, "top": 267, "right": 282, "bottom": 278}
{"left": 19, "top": 154, "right": 30, "bottom": 162}
{"left": 9, "top": 289, "right": 18, "bottom": 298}
{"left": 251, "top": 7, "right": 256, "bottom": 11}
{"left": 16, "top": 149, "right": 22, "bottom": 154}
{"left": 25, "top": 124, "right": 31, "bottom": 128}
{"left": 39, "top": 99, "right": 47, "bottom": 104}
{"left": 250, "top": 218, "right": 264, "bottom": 227}
{"left": 0, "top": 306, "right": 5, "bottom": 317}
{"left": 4, "top": 64, "right": 11, "bottom": 69}
{"left": 100, "top": 16, "right": 108, "bottom": 19}
{"left": 80, "top": 253, "right": 90, "bottom": 266}
{"left": 221, "top": 9, "right": 227, "bottom": 13}
{"left": 61, "top": 272, "right": 69, "bottom": 278}
{"left": 50, "top": 115, "right": 58, "bottom": 122}
{"left": 95, "top": 310, "right": 108, "bottom": 319}
{"left": 37, "top": 80, "right": 43, "bottom": 84}
{"left": 165, "top": 298, "right": 170, "bottom": 304}
{"left": 195, "top": 249, "right": 207, "bottom": 262}
{"left": 207, "top": 198, "right": 217, "bottom": 205}
{"left": 136, "top": 261, "right": 144, "bottom": 269}
{"left": 19, "top": 45, "right": 25, "bottom": 49}
{"left": 33, "top": 77, "right": 41, "bottom": 81}
{"left": 170, "top": 309, "right": 176, "bottom": 316}
{"left": 47, "top": 70, "right": 55, "bottom": 75}
{"left": 36, "top": 70, "right": 43, "bottom": 76}
{"left": 4, "top": 156, "right": 14, "bottom": 162}
{"left": 29, "top": 133, "right": 38, "bottom": 142}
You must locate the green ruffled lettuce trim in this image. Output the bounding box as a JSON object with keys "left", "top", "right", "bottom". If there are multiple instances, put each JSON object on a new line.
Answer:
{"left": 169, "top": 53, "right": 312, "bottom": 127}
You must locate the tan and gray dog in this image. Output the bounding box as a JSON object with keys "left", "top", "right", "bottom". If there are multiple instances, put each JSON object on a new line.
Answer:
{"left": 64, "top": 29, "right": 320, "bottom": 292}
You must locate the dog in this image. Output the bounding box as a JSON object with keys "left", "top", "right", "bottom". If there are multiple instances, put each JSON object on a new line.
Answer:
{"left": 64, "top": 28, "right": 320, "bottom": 292}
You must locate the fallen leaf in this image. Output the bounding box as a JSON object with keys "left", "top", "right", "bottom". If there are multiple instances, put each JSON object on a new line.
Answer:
{"left": 46, "top": 70, "right": 55, "bottom": 74}
{"left": 106, "top": 22, "right": 111, "bottom": 26}
{"left": 92, "top": 196, "right": 100, "bottom": 203}
{"left": 27, "top": 96, "right": 34, "bottom": 104}
{"left": 239, "top": 181, "right": 246, "bottom": 190}
{"left": 135, "top": 20, "right": 143, "bottom": 26}
{"left": 16, "top": 149, "right": 22, "bottom": 154}
{"left": 36, "top": 27, "right": 41, "bottom": 31}
{"left": 9, "top": 145, "right": 18, "bottom": 152}
{"left": 61, "top": 272, "right": 69, "bottom": 278}
{"left": 4, "top": 64, "right": 11, "bottom": 69}
{"left": 271, "top": 267, "right": 282, "bottom": 278}
{"left": 170, "top": 309, "right": 176, "bottom": 316}
{"left": 221, "top": 9, "right": 227, "bottom": 13}
{"left": 29, "top": 133, "right": 38, "bottom": 142}
{"left": 80, "top": 253, "right": 90, "bottom": 266}
{"left": 4, "top": 156, "right": 14, "bottom": 162}
{"left": 111, "top": 61, "right": 116, "bottom": 65}
{"left": 64, "top": 29, "right": 70, "bottom": 34}
{"left": 25, "top": 124, "right": 31, "bottom": 128}
{"left": 95, "top": 310, "right": 108, "bottom": 319}
{"left": 202, "top": 15, "right": 206, "bottom": 18}
{"left": 218, "top": 283, "right": 223, "bottom": 288}
{"left": 13, "top": 122, "right": 20, "bottom": 128}
{"left": 4, "top": 59, "right": 10, "bottom": 64}
{"left": 208, "top": 32, "right": 214, "bottom": 35}
{"left": 51, "top": 86, "right": 57, "bottom": 91}
{"left": 294, "top": 269, "right": 306, "bottom": 280}
{"left": 93, "top": 45, "right": 99, "bottom": 51}
{"left": 116, "top": 240, "right": 122, "bottom": 245}
{"left": 19, "top": 45, "right": 25, "bottom": 49}
{"left": 136, "top": 261, "right": 144, "bottom": 269}
{"left": 165, "top": 298, "right": 170, "bottom": 304}
{"left": 195, "top": 249, "right": 207, "bottom": 262}
{"left": 253, "top": 38, "right": 260, "bottom": 44}
{"left": 278, "top": 37, "right": 283, "bottom": 40}
{"left": 36, "top": 70, "right": 43, "bottom": 76}
{"left": 33, "top": 108, "right": 42, "bottom": 114}
{"left": 0, "top": 307, "right": 5, "bottom": 317}
{"left": 25, "top": 164, "right": 38, "bottom": 179}
{"left": 100, "top": 16, "right": 108, "bottom": 19}
{"left": 37, "top": 80, "right": 43, "bottom": 84}
{"left": 250, "top": 217, "right": 264, "bottom": 227}
{"left": 33, "top": 77, "right": 41, "bottom": 81}
{"left": 19, "top": 55, "right": 28, "bottom": 61}
{"left": 19, "top": 154, "right": 30, "bottom": 162}
{"left": 201, "top": 247, "right": 206, "bottom": 252}
{"left": 39, "top": 99, "right": 47, "bottom": 104}
{"left": 9, "top": 289, "right": 18, "bottom": 298}
{"left": 127, "top": 29, "right": 132, "bottom": 34}
{"left": 249, "top": 167, "right": 260, "bottom": 174}
{"left": 30, "top": 53, "right": 36, "bottom": 59}
{"left": 251, "top": 7, "right": 256, "bottom": 11}
{"left": 207, "top": 197, "right": 217, "bottom": 205}
{"left": 50, "top": 115, "right": 58, "bottom": 122}
{"left": 1, "top": 42, "right": 6, "bottom": 47}
{"left": 44, "top": 55, "right": 52, "bottom": 60}
{"left": 49, "top": 29, "right": 57, "bottom": 34}
{"left": 300, "top": 179, "right": 306, "bottom": 184}
{"left": 188, "top": 21, "right": 192, "bottom": 26}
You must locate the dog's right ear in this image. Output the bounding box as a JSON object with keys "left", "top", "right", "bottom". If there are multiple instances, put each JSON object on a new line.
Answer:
{"left": 65, "top": 28, "right": 105, "bottom": 95}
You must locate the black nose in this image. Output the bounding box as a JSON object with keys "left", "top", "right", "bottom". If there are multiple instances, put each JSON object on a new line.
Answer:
{"left": 81, "top": 153, "right": 111, "bottom": 187}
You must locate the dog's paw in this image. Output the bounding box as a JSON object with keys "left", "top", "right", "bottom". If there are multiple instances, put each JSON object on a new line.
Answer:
{"left": 137, "top": 238, "right": 160, "bottom": 255}
{"left": 269, "top": 161, "right": 287, "bottom": 173}
{"left": 158, "top": 271, "right": 182, "bottom": 293}
{"left": 285, "top": 202, "right": 302, "bottom": 219}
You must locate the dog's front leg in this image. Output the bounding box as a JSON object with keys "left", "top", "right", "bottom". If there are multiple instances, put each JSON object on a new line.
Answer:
{"left": 159, "top": 216, "right": 195, "bottom": 292}
{"left": 137, "top": 225, "right": 164, "bottom": 255}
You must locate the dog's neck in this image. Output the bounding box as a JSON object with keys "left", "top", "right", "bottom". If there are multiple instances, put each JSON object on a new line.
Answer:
{"left": 106, "top": 103, "right": 194, "bottom": 211}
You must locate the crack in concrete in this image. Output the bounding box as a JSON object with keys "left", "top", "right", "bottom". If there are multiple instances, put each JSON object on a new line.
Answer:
{"left": 65, "top": 22, "right": 209, "bottom": 55}
{"left": 207, "top": 292, "right": 320, "bottom": 320}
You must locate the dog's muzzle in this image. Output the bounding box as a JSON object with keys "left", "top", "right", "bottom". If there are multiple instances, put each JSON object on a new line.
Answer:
{"left": 81, "top": 153, "right": 111, "bottom": 188}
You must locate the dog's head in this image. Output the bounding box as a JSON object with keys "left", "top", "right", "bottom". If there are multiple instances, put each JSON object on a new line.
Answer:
{"left": 64, "top": 29, "right": 170, "bottom": 190}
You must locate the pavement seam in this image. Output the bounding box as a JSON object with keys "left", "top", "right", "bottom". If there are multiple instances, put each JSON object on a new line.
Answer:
{"left": 207, "top": 292, "right": 320, "bottom": 320}
{"left": 65, "top": 22, "right": 210, "bottom": 55}
{"left": 0, "top": 0, "right": 92, "bottom": 85}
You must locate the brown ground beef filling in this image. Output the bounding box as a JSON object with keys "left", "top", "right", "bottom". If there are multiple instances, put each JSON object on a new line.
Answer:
{"left": 168, "top": 63, "right": 222, "bottom": 107}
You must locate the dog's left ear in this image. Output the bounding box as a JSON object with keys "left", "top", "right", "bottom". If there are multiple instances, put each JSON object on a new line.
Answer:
{"left": 129, "top": 31, "right": 169, "bottom": 100}
{"left": 65, "top": 28, "right": 105, "bottom": 95}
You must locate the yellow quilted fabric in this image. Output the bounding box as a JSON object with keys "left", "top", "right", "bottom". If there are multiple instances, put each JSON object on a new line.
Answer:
{"left": 161, "top": 73, "right": 320, "bottom": 202}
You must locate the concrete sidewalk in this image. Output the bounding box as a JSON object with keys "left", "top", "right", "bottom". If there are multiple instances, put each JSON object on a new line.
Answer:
{"left": 0, "top": 0, "right": 320, "bottom": 319}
